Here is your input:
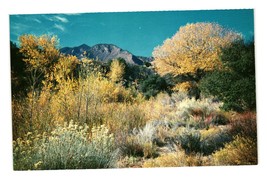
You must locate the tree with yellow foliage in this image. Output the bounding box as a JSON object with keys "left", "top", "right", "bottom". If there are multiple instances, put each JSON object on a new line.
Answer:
{"left": 19, "top": 34, "right": 60, "bottom": 91}
{"left": 19, "top": 34, "right": 60, "bottom": 127}
{"left": 108, "top": 59, "right": 125, "bottom": 83}
{"left": 153, "top": 22, "right": 242, "bottom": 94}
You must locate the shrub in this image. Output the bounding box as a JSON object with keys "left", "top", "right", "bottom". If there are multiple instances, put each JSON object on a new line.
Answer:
{"left": 176, "top": 127, "right": 232, "bottom": 156}
{"left": 139, "top": 74, "right": 170, "bottom": 99}
{"left": 103, "top": 103, "right": 147, "bottom": 134}
{"left": 212, "top": 135, "right": 257, "bottom": 165}
{"left": 143, "top": 93, "right": 224, "bottom": 130}
{"left": 123, "top": 122, "right": 157, "bottom": 158}
{"left": 143, "top": 149, "right": 211, "bottom": 168}
{"left": 12, "top": 88, "right": 56, "bottom": 140}
{"left": 143, "top": 151, "right": 186, "bottom": 167}
{"left": 200, "top": 127, "right": 232, "bottom": 155}
{"left": 154, "top": 123, "right": 174, "bottom": 146}
{"left": 211, "top": 113, "right": 229, "bottom": 126}
{"left": 175, "top": 97, "right": 223, "bottom": 129}
{"left": 83, "top": 74, "right": 134, "bottom": 103}
{"left": 177, "top": 128, "right": 201, "bottom": 154}
{"left": 12, "top": 99, "right": 32, "bottom": 140}
{"left": 41, "top": 122, "right": 118, "bottom": 169}
{"left": 13, "top": 122, "right": 119, "bottom": 170}
{"left": 141, "top": 93, "right": 175, "bottom": 122}
{"left": 117, "top": 156, "right": 144, "bottom": 168}
{"left": 229, "top": 111, "right": 257, "bottom": 139}
{"left": 13, "top": 132, "right": 45, "bottom": 170}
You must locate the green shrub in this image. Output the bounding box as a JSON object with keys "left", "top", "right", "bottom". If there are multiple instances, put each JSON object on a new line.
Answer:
{"left": 41, "top": 122, "right": 118, "bottom": 169}
{"left": 13, "top": 121, "right": 119, "bottom": 170}
{"left": 177, "top": 128, "right": 201, "bottom": 154}
{"left": 200, "top": 128, "right": 232, "bottom": 155}
{"left": 13, "top": 132, "right": 44, "bottom": 170}
{"left": 148, "top": 93, "right": 226, "bottom": 130}
{"left": 176, "top": 127, "right": 232, "bottom": 156}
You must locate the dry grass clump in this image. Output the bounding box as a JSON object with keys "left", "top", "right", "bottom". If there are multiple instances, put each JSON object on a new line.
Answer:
{"left": 143, "top": 148, "right": 212, "bottom": 168}
{"left": 212, "top": 135, "right": 257, "bottom": 165}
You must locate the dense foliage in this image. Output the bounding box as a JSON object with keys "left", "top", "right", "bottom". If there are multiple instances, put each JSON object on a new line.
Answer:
{"left": 139, "top": 74, "right": 169, "bottom": 99}
{"left": 200, "top": 40, "right": 256, "bottom": 111}
{"left": 11, "top": 23, "right": 257, "bottom": 170}
{"left": 11, "top": 41, "right": 28, "bottom": 97}
{"left": 153, "top": 22, "right": 242, "bottom": 95}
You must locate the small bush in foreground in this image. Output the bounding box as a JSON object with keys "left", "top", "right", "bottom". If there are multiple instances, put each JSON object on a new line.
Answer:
{"left": 174, "top": 97, "right": 223, "bottom": 129}
{"left": 176, "top": 127, "right": 231, "bottom": 155}
{"left": 178, "top": 128, "right": 201, "bottom": 154}
{"left": 123, "top": 123, "right": 157, "bottom": 158}
{"left": 143, "top": 149, "right": 212, "bottom": 168}
{"left": 212, "top": 135, "right": 257, "bottom": 165}
{"left": 13, "top": 132, "right": 44, "bottom": 170}
{"left": 13, "top": 121, "right": 119, "bottom": 170}
{"left": 200, "top": 128, "right": 232, "bottom": 155}
{"left": 117, "top": 156, "right": 144, "bottom": 168}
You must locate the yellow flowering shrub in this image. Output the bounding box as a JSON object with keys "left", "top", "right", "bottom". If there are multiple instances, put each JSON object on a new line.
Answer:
{"left": 13, "top": 131, "right": 47, "bottom": 170}
{"left": 143, "top": 150, "right": 211, "bottom": 168}
{"left": 212, "top": 135, "right": 257, "bottom": 165}
{"left": 13, "top": 121, "right": 119, "bottom": 170}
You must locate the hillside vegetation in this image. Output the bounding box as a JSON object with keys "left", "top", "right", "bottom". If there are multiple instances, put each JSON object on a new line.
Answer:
{"left": 11, "top": 22, "right": 257, "bottom": 170}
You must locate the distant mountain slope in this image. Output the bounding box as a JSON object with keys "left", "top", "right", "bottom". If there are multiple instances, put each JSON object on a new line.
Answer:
{"left": 60, "top": 43, "right": 152, "bottom": 65}
{"left": 60, "top": 44, "right": 91, "bottom": 59}
{"left": 136, "top": 56, "right": 153, "bottom": 63}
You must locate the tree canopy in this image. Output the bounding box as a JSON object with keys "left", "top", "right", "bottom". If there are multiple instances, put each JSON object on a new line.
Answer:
{"left": 108, "top": 59, "right": 126, "bottom": 83}
{"left": 199, "top": 40, "right": 256, "bottom": 111}
{"left": 153, "top": 22, "right": 242, "bottom": 93}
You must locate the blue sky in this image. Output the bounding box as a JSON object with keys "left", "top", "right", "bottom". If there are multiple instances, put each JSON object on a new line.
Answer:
{"left": 10, "top": 9, "right": 254, "bottom": 57}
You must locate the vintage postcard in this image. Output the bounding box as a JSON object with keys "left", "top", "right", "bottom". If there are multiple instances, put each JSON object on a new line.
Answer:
{"left": 10, "top": 9, "right": 257, "bottom": 170}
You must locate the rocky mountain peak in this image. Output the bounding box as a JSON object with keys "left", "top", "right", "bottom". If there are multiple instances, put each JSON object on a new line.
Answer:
{"left": 60, "top": 43, "right": 152, "bottom": 65}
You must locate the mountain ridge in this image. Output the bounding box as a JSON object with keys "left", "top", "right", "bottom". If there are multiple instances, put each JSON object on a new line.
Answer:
{"left": 60, "top": 43, "right": 153, "bottom": 65}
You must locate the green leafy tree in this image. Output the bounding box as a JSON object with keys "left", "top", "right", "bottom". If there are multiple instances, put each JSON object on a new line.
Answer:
{"left": 199, "top": 40, "right": 256, "bottom": 111}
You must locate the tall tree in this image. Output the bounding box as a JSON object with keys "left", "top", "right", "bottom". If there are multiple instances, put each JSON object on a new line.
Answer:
{"left": 108, "top": 59, "right": 125, "bottom": 83}
{"left": 199, "top": 40, "right": 256, "bottom": 111}
{"left": 19, "top": 34, "right": 60, "bottom": 92}
{"left": 153, "top": 22, "right": 242, "bottom": 94}
{"left": 19, "top": 34, "right": 60, "bottom": 127}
